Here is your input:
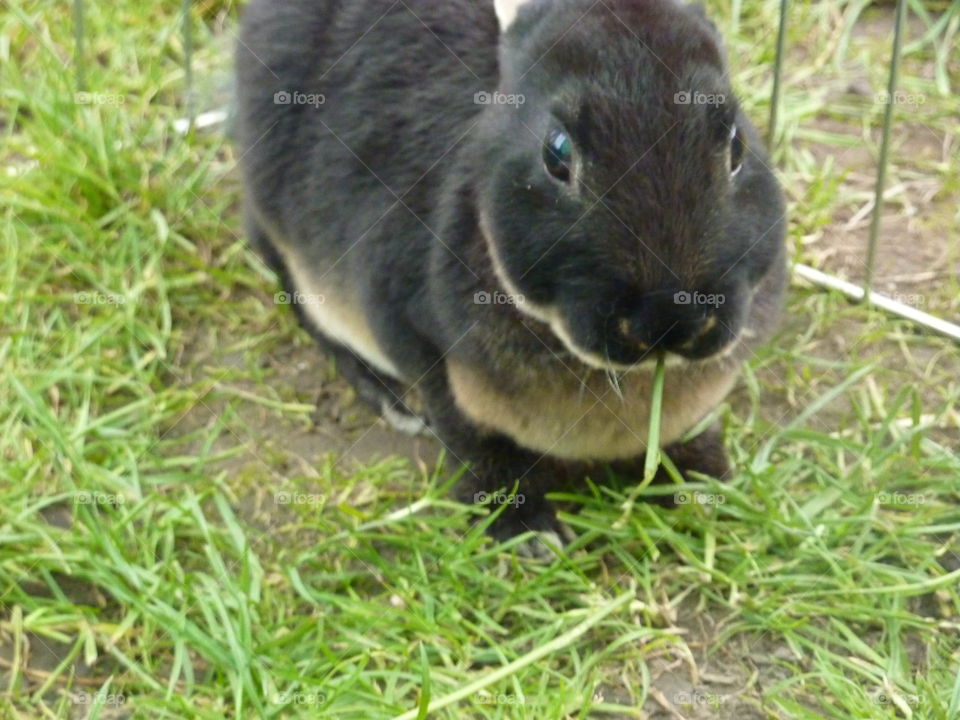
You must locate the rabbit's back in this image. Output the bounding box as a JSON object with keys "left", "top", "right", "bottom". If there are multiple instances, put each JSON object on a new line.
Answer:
{"left": 235, "top": 0, "right": 505, "bottom": 381}
{"left": 236, "top": 0, "right": 500, "bottom": 251}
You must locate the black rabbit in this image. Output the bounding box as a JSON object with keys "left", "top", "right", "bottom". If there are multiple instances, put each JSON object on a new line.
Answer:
{"left": 235, "top": 0, "right": 787, "bottom": 551}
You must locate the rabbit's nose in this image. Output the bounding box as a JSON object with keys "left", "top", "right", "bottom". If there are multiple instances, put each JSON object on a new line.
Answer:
{"left": 619, "top": 309, "right": 705, "bottom": 350}
{"left": 660, "top": 316, "right": 712, "bottom": 352}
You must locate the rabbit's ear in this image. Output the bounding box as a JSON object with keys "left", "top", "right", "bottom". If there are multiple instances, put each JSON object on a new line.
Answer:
{"left": 494, "top": 0, "right": 536, "bottom": 30}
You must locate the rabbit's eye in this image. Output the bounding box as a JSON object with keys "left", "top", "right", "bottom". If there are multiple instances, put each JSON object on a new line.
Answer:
{"left": 729, "top": 125, "right": 745, "bottom": 177}
{"left": 544, "top": 128, "right": 573, "bottom": 183}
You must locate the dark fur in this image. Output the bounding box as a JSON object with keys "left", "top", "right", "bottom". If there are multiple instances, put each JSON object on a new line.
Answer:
{"left": 235, "top": 0, "right": 787, "bottom": 541}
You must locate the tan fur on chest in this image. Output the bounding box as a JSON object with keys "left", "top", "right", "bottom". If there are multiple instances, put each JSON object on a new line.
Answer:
{"left": 446, "top": 359, "right": 738, "bottom": 461}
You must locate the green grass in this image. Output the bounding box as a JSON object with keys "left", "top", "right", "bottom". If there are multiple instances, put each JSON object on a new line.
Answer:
{"left": 1, "top": 0, "right": 959, "bottom": 718}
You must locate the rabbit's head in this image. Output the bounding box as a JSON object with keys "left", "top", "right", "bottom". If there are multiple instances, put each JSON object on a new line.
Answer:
{"left": 476, "top": 0, "right": 785, "bottom": 369}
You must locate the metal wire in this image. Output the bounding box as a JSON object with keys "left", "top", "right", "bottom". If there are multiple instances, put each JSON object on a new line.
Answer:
{"left": 795, "top": 264, "right": 960, "bottom": 343}
{"left": 864, "top": 0, "right": 908, "bottom": 300}
{"left": 182, "top": 0, "right": 195, "bottom": 131}
{"left": 73, "top": 0, "right": 85, "bottom": 91}
{"left": 768, "top": 0, "right": 789, "bottom": 149}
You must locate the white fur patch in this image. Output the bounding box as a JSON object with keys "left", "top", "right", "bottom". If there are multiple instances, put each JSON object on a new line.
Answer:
{"left": 494, "top": 0, "right": 536, "bottom": 30}
{"left": 516, "top": 529, "right": 568, "bottom": 559}
{"left": 381, "top": 400, "right": 429, "bottom": 436}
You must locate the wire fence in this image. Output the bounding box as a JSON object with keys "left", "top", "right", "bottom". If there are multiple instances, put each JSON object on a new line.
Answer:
{"left": 71, "top": 0, "right": 960, "bottom": 342}
{"left": 767, "top": 0, "right": 959, "bottom": 342}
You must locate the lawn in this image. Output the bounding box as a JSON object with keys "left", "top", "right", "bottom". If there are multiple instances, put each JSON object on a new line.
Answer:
{"left": 1, "top": 0, "right": 959, "bottom": 718}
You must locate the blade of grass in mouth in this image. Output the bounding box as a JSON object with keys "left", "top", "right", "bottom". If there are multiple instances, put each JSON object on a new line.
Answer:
{"left": 614, "top": 353, "right": 666, "bottom": 526}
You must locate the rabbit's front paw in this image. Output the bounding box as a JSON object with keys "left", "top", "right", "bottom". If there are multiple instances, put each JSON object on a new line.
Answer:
{"left": 486, "top": 500, "right": 575, "bottom": 558}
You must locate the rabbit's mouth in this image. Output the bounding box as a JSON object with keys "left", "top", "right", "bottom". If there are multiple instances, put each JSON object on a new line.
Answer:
{"left": 479, "top": 217, "right": 743, "bottom": 372}
{"left": 530, "top": 303, "right": 744, "bottom": 374}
